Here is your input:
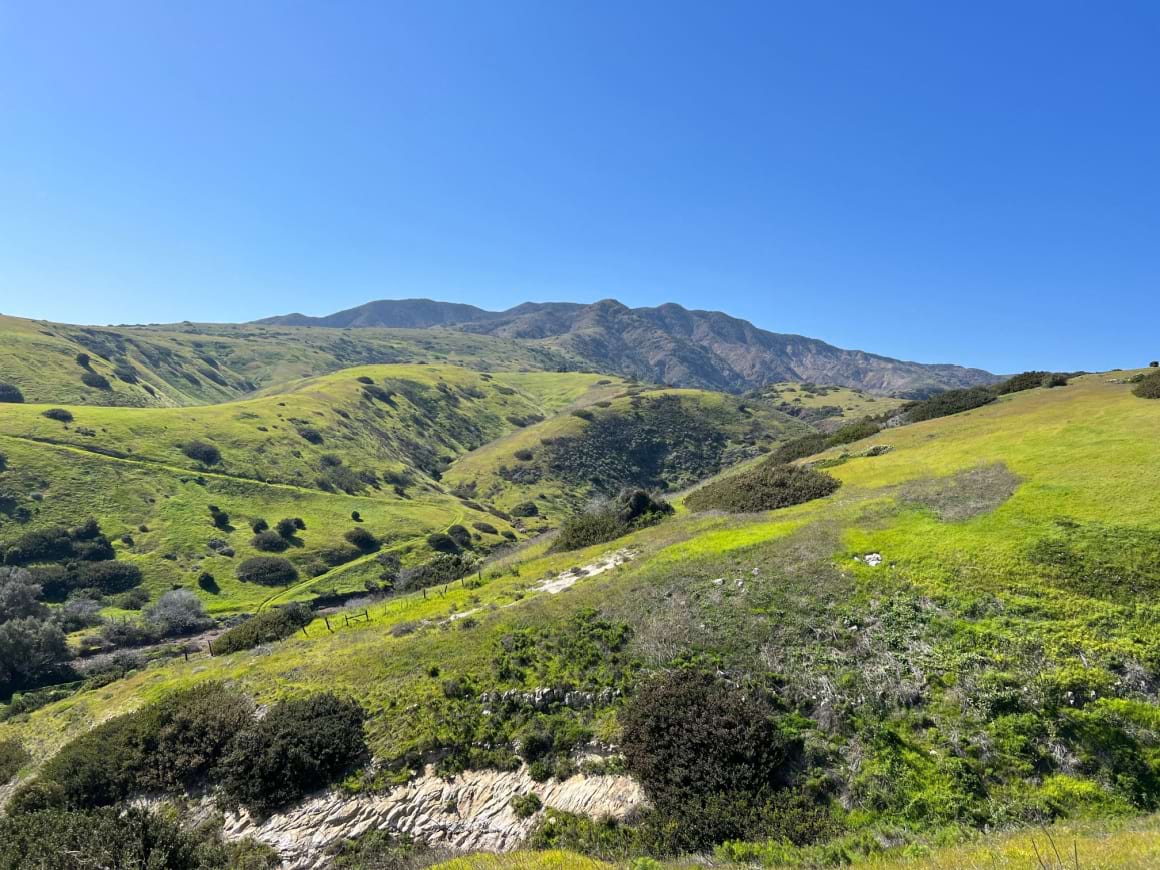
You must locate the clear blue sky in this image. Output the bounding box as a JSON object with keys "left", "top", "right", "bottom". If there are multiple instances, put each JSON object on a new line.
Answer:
{"left": 1, "top": 1, "right": 1157, "bottom": 373}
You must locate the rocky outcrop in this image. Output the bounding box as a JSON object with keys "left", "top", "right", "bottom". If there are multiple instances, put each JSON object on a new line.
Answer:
{"left": 221, "top": 766, "right": 645, "bottom": 868}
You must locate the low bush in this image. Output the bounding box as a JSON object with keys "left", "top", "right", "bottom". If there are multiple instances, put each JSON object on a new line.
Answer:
{"left": 275, "top": 517, "right": 301, "bottom": 538}
{"left": 1132, "top": 371, "right": 1160, "bottom": 399}
{"left": 686, "top": 460, "right": 839, "bottom": 513}
{"left": 144, "top": 590, "right": 212, "bottom": 637}
{"left": 69, "top": 560, "right": 142, "bottom": 594}
{"left": 80, "top": 371, "right": 111, "bottom": 390}
{"left": 550, "top": 490, "right": 673, "bottom": 553}
{"left": 446, "top": 524, "right": 472, "bottom": 549}
{"left": 251, "top": 530, "right": 289, "bottom": 552}
{"left": 770, "top": 433, "right": 830, "bottom": 464}
{"left": 0, "top": 383, "right": 24, "bottom": 403}
{"left": 181, "top": 440, "right": 221, "bottom": 465}
{"left": 472, "top": 521, "right": 498, "bottom": 535}
{"left": 236, "top": 556, "right": 297, "bottom": 586}
{"left": 213, "top": 603, "right": 312, "bottom": 654}
{"left": 427, "top": 532, "right": 459, "bottom": 553}
{"left": 250, "top": 517, "right": 269, "bottom": 533}
{"left": 343, "top": 527, "right": 379, "bottom": 552}
{"left": 511, "top": 501, "right": 539, "bottom": 517}
{"left": 398, "top": 553, "right": 477, "bottom": 591}
{"left": 296, "top": 426, "right": 323, "bottom": 444}
{"left": 217, "top": 694, "right": 367, "bottom": 816}
{"left": 41, "top": 408, "right": 73, "bottom": 423}
{"left": 510, "top": 792, "right": 542, "bottom": 818}
{"left": 0, "top": 805, "right": 274, "bottom": 870}
{"left": 826, "top": 420, "right": 880, "bottom": 445}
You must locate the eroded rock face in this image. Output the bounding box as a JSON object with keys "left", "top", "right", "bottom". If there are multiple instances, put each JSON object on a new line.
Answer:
{"left": 221, "top": 766, "right": 645, "bottom": 868}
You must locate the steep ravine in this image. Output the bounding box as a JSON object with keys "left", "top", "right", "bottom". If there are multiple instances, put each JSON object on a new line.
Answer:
{"left": 220, "top": 765, "right": 645, "bottom": 868}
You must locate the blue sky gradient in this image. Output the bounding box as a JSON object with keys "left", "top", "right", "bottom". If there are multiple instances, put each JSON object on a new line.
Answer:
{"left": 1, "top": 1, "right": 1157, "bottom": 373}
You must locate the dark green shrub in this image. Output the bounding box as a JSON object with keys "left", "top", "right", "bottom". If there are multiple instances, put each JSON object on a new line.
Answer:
{"left": 213, "top": 603, "right": 312, "bottom": 654}
{"left": 112, "top": 364, "right": 138, "bottom": 383}
{"left": 398, "top": 554, "right": 476, "bottom": 591}
{"left": 1043, "top": 373, "right": 1069, "bottom": 388}
{"left": 251, "top": 530, "right": 289, "bottom": 552}
{"left": 472, "top": 522, "right": 498, "bottom": 535}
{"left": 74, "top": 353, "right": 90, "bottom": 368}
{"left": 998, "top": 371, "right": 1051, "bottom": 394}
{"left": 356, "top": 375, "right": 374, "bottom": 384}
{"left": 343, "top": 527, "right": 379, "bottom": 552}
{"left": 350, "top": 510, "right": 361, "bottom": 522}
{"left": 236, "top": 557, "right": 297, "bottom": 586}
{"left": 1150, "top": 361, "right": 1159, "bottom": 368}
{"left": 275, "top": 517, "right": 300, "bottom": 538}
{"left": 250, "top": 518, "right": 269, "bottom": 533}
{"left": 686, "top": 461, "right": 839, "bottom": 513}
{"left": 511, "top": 501, "right": 539, "bottom": 517}
{"left": 0, "top": 383, "right": 24, "bottom": 403}
{"left": 427, "top": 532, "right": 459, "bottom": 553}
{"left": 770, "top": 433, "right": 829, "bottom": 464}
{"left": 210, "top": 508, "right": 231, "bottom": 530}
{"left": 70, "top": 560, "right": 142, "bottom": 594}
{"left": 827, "top": 420, "right": 879, "bottom": 445}
{"left": 550, "top": 490, "right": 673, "bottom": 553}
{"left": 80, "top": 371, "right": 111, "bottom": 390}
{"left": 514, "top": 448, "right": 535, "bottom": 461}
{"left": 0, "top": 806, "right": 236, "bottom": 869}
{"left": 297, "top": 426, "right": 323, "bottom": 444}
{"left": 217, "top": 693, "right": 367, "bottom": 816}
{"left": 510, "top": 792, "right": 542, "bottom": 818}
{"left": 318, "top": 544, "right": 361, "bottom": 567}
{"left": 620, "top": 670, "right": 799, "bottom": 851}
{"left": 904, "top": 385, "right": 997, "bottom": 422}
{"left": 41, "top": 408, "right": 73, "bottom": 423}
{"left": 181, "top": 440, "right": 221, "bottom": 465}
{"left": 446, "top": 524, "right": 472, "bottom": 549}
{"left": 197, "top": 571, "right": 219, "bottom": 593}
{"left": 1133, "top": 371, "right": 1160, "bottom": 399}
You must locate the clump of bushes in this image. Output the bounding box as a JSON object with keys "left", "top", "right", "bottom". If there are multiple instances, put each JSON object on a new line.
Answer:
{"left": 446, "top": 524, "right": 472, "bottom": 549}
{"left": 686, "top": 461, "right": 839, "bottom": 514}
{"left": 275, "top": 517, "right": 303, "bottom": 538}
{"left": 250, "top": 517, "right": 269, "bottom": 533}
{"left": 41, "top": 408, "right": 73, "bottom": 423}
{"left": 511, "top": 501, "right": 539, "bottom": 518}
{"left": 212, "top": 603, "right": 312, "bottom": 654}
{"left": 236, "top": 556, "right": 297, "bottom": 586}
{"left": 0, "top": 383, "right": 25, "bottom": 403}
{"left": 472, "top": 521, "right": 498, "bottom": 535}
{"left": 427, "top": 532, "right": 459, "bottom": 553}
{"left": 510, "top": 792, "right": 542, "bottom": 818}
{"left": 1133, "top": 371, "right": 1160, "bottom": 399}
{"left": 217, "top": 693, "right": 367, "bottom": 816}
{"left": 550, "top": 489, "right": 673, "bottom": 553}
{"left": 0, "top": 738, "right": 29, "bottom": 784}
{"left": 251, "top": 530, "right": 289, "bottom": 552}
{"left": 181, "top": 440, "right": 221, "bottom": 466}
{"left": 80, "top": 371, "right": 111, "bottom": 390}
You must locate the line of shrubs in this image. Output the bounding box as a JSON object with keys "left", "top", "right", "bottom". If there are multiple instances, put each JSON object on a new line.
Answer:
{"left": 212, "top": 602, "right": 313, "bottom": 655}
{"left": 6, "top": 684, "right": 367, "bottom": 819}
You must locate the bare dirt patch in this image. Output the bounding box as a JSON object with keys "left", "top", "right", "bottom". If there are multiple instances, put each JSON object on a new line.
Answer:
{"left": 897, "top": 462, "right": 1021, "bottom": 522}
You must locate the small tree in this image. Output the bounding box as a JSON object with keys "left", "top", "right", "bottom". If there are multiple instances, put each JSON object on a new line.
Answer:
{"left": 275, "top": 518, "right": 299, "bottom": 539}
{"left": 182, "top": 441, "right": 221, "bottom": 466}
{"left": 350, "top": 510, "right": 362, "bottom": 522}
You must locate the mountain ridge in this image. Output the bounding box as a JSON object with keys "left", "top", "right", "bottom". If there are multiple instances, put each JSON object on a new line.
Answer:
{"left": 257, "top": 297, "right": 996, "bottom": 396}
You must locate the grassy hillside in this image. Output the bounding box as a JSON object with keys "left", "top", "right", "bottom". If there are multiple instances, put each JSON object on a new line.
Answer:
{"left": 444, "top": 387, "right": 811, "bottom": 513}
{"left": 752, "top": 381, "right": 907, "bottom": 427}
{"left": 0, "top": 314, "right": 585, "bottom": 407}
{"left": 2, "top": 370, "right": 1158, "bottom": 864}
{"left": 0, "top": 366, "right": 624, "bottom": 616}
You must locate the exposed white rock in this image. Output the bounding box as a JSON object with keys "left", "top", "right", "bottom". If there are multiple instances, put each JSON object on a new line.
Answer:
{"left": 221, "top": 765, "right": 645, "bottom": 868}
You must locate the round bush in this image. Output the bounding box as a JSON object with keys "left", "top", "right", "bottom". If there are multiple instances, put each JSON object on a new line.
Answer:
{"left": 686, "top": 461, "right": 839, "bottom": 514}
{"left": 41, "top": 409, "right": 73, "bottom": 423}
{"left": 0, "top": 383, "right": 24, "bottom": 404}
{"left": 511, "top": 501, "right": 539, "bottom": 518}
{"left": 251, "top": 530, "right": 289, "bottom": 552}
{"left": 236, "top": 557, "right": 297, "bottom": 586}
{"left": 343, "top": 527, "right": 379, "bottom": 552}
{"left": 80, "top": 371, "right": 111, "bottom": 391}
{"left": 181, "top": 441, "right": 221, "bottom": 465}
{"left": 1133, "top": 371, "right": 1160, "bottom": 399}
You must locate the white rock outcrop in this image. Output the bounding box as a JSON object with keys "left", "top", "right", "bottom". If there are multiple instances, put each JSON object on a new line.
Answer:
{"left": 221, "top": 766, "right": 645, "bottom": 868}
